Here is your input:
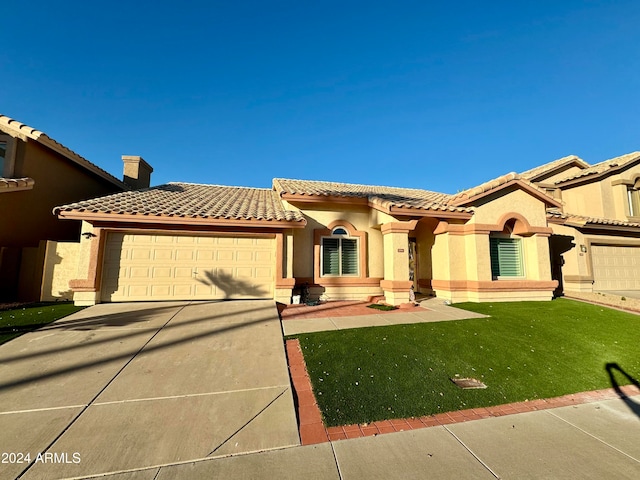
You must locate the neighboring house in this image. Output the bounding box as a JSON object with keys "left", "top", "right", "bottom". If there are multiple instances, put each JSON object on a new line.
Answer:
{"left": 51, "top": 149, "right": 640, "bottom": 307}
{"left": 522, "top": 152, "right": 640, "bottom": 293}
{"left": 0, "top": 114, "right": 150, "bottom": 301}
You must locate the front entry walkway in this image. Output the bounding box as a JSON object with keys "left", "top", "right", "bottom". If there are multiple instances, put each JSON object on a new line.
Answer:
{"left": 0, "top": 301, "right": 299, "bottom": 479}
{"left": 281, "top": 297, "right": 487, "bottom": 336}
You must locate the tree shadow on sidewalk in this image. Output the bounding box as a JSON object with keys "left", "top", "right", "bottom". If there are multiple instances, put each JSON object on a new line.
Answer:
{"left": 605, "top": 362, "right": 640, "bottom": 418}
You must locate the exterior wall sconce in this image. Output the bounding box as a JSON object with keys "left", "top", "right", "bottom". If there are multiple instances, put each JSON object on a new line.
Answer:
{"left": 82, "top": 232, "right": 96, "bottom": 239}
{"left": 580, "top": 244, "right": 587, "bottom": 253}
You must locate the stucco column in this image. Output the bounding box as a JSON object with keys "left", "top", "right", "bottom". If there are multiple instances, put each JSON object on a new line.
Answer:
{"left": 523, "top": 234, "right": 553, "bottom": 281}
{"left": 70, "top": 221, "right": 103, "bottom": 306}
{"left": 381, "top": 221, "right": 417, "bottom": 305}
{"left": 430, "top": 222, "right": 468, "bottom": 302}
{"left": 275, "top": 230, "right": 296, "bottom": 304}
{"left": 465, "top": 233, "right": 489, "bottom": 282}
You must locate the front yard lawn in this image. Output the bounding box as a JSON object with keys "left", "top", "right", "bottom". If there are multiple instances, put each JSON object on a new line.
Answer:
{"left": 0, "top": 303, "right": 84, "bottom": 345}
{"left": 295, "top": 298, "right": 640, "bottom": 427}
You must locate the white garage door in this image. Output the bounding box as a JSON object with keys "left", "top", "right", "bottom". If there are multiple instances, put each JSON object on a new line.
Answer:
{"left": 101, "top": 232, "right": 275, "bottom": 301}
{"left": 591, "top": 245, "right": 640, "bottom": 290}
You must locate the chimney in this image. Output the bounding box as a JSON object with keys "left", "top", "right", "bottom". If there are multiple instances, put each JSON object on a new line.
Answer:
{"left": 122, "top": 155, "right": 153, "bottom": 189}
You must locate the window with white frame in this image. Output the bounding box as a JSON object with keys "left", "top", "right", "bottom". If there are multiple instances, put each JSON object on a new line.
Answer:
{"left": 321, "top": 227, "right": 359, "bottom": 276}
{"left": 628, "top": 187, "right": 640, "bottom": 217}
{"left": 490, "top": 236, "right": 524, "bottom": 279}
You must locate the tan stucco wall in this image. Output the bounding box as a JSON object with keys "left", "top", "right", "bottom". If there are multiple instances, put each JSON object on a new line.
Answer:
{"left": 604, "top": 163, "right": 640, "bottom": 220}
{"left": 556, "top": 163, "right": 640, "bottom": 221}
{"left": 561, "top": 182, "right": 605, "bottom": 219}
{"left": 0, "top": 140, "right": 122, "bottom": 248}
{"left": 282, "top": 201, "right": 385, "bottom": 280}
{"left": 433, "top": 188, "right": 555, "bottom": 302}
{"left": 432, "top": 230, "right": 468, "bottom": 283}
{"left": 469, "top": 188, "right": 549, "bottom": 226}
{"left": 41, "top": 241, "right": 81, "bottom": 301}
{"left": 550, "top": 224, "right": 589, "bottom": 292}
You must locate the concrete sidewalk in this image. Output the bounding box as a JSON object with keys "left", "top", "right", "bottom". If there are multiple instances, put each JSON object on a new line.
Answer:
{"left": 98, "top": 394, "right": 640, "bottom": 479}
{"left": 282, "top": 297, "right": 488, "bottom": 335}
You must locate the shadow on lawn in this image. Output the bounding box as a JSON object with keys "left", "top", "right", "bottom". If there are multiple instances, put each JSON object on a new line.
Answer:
{"left": 605, "top": 362, "right": 640, "bottom": 418}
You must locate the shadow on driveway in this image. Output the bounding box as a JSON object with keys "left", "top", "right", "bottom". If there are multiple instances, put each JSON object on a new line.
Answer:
{"left": 606, "top": 362, "right": 640, "bottom": 418}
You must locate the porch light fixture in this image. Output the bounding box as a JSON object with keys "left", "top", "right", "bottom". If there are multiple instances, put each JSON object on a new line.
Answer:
{"left": 82, "top": 232, "right": 96, "bottom": 239}
{"left": 580, "top": 244, "right": 587, "bottom": 253}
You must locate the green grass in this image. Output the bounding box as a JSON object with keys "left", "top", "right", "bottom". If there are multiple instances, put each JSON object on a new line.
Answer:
{"left": 367, "top": 304, "right": 398, "bottom": 311}
{"left": 295, "top": 298, "right": 640, "bottom": 426}
{"left": 0, "top": 303, "right": 84, "bottom": 345}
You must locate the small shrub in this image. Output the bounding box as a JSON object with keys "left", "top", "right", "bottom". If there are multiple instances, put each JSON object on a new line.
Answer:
{"left": 367, "top": 304, "right": 398, "bottom": 311}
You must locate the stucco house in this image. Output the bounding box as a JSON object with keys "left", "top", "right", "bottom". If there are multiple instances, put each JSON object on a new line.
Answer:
{"left": 51, "top": 149, "right": 640, "bottom": 307}
{"left": 522, "top": 152, "right": 640, "bottom": 293}
{"left": 0, "top": 114, "right": 150, "bottom": 301}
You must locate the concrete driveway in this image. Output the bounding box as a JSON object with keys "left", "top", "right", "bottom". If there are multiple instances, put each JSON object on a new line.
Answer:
{"left": 0, "top": 300, "right": 299, "bottom": 479}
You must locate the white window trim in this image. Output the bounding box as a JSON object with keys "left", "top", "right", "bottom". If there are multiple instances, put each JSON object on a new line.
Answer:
{"left": 628, "top": 188, "right": 638, "bottom": 217}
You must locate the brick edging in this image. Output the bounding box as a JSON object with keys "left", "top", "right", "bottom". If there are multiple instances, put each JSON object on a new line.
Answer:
{"left": 285, "top": 339, "right": 640, "bottom": 444}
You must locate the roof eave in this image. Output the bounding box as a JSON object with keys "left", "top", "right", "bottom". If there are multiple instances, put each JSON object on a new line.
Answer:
{"left": 577, "top": 223, "right": 640, "bottom": 233}
{"left": 0, "top": 115, "right": 127, "bottom": 190}
{"left": 281, "top": 192, "right": 369, "bottom": 206}
{"left": 555, "top": 155, "right": 640, "bottom": 188}
{"left": 385, "top": 205, "right": 473, "bottom": 219}
{"left": 56, "top": 210, "right": 307, "bottom": 228}
{"left": 450, "top": 180, "right": 562, "bottom": 208}
{"left": 546, "top": 215, "right": 567, "bottom": 225}
{"left": 0, "top": 177, "right": 35, "bottom": 193}
{"left": 525, "top": 158, "right": 590, "bottom": 182}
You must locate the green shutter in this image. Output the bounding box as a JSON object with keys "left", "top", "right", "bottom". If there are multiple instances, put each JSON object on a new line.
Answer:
{"left": 490, "top": 238, "right": 523, "bottom": 278}
{"left": 322, "top": 238, "right": 340, "bottom": 275}
{"left": 341, "top": 238, "right": 358, "bottom": 275}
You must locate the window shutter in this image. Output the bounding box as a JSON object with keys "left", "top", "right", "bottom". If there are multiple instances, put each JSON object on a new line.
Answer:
{"left": 341, "top": 238, "right": 358, "bottom": 275}
{"left": 322, "top": 238, "right": 340, "bottom": 275}
{"left": 490, "top": 238, "right": 523, "bottom": 277}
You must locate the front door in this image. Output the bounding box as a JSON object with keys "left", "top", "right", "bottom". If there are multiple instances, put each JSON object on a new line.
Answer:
{"left": 409, "top": 238, "right": 418, "bottom": 293}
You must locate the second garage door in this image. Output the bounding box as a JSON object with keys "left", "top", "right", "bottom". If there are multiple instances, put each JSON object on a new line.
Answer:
{"left": 591, "top": 244, "right": 640, "bottom": 290}
{"left": 101, "top": 232, "right": 275, "bottom": 301}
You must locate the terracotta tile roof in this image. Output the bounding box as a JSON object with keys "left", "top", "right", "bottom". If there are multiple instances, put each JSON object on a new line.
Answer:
{"left": 54, "top": 182, "right": 305, "bottom": 223}
{"left": 0, "top": 177, "right": 35, "bottom": 191}
{"left": 0, "top": 114, "right": 127, "bottom": 189}
{"left": 273, "top": 178, "right": 473, "bottom": 213}
{"left": 552, "top": 152, "right": 640, "bottom": 185}
{"left": 547, "top": 210, "right": 640, "bottom": 228}
{"left": 447, "top": 172, "right": 557, "bottom": 206}
{"left": 520, "top": 155, "right": 589, "bottom": 181}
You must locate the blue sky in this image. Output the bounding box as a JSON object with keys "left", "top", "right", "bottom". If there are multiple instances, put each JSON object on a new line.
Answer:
{"left": 2, "top": 1, "right": 639, "bottom": 193}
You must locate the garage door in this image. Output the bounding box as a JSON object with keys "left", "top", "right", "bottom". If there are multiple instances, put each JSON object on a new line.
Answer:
{"left": 591, "top": 245, "right": 640, "bottom": 290}
{"left": 101, "top": 233, "right": 275, "bottom": 301}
